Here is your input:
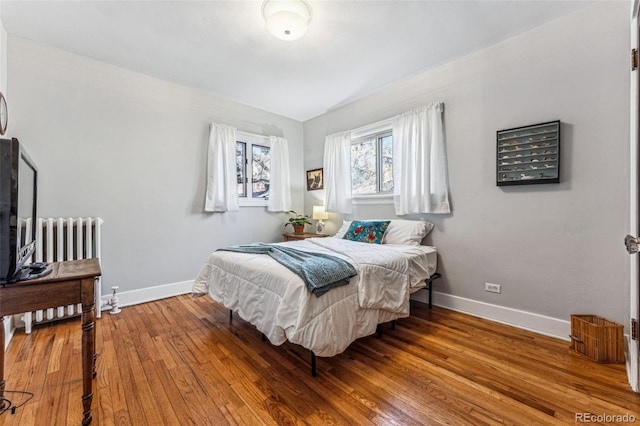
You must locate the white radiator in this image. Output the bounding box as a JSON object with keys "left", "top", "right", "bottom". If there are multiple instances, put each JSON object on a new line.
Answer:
{"left": 17, "top": 217, "right": 104, "bottom": 333}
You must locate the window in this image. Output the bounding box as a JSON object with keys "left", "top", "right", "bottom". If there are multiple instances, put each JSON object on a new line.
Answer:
{"left": 236, "top": 142, "right": 246, "bottom": 197}
{"left": 351, "top": 131, "right": 393, "bottom": 195}
{"left": 251, "top": 144, "right": 270, "bottom": 198}
{"left": 236, "top": 132, "right": 270, "bottom": 206}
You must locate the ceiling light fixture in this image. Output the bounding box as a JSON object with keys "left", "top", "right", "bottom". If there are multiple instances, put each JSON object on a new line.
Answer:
{"left": 261, "top": 0, "right": 312, "bottom": 41}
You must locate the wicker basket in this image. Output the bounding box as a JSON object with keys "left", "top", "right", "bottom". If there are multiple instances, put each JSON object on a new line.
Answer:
{"left": 570, "top": 315, "right": 624, "bottom": 364}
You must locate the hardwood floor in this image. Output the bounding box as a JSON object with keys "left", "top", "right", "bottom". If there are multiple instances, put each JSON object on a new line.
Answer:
{"left": 0, "top": 295, "right": 638, "bottom": 425}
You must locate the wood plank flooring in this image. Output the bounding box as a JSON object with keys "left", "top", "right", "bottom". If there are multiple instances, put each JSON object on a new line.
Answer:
{"left": 0, "top": 295, "right": 638, "bottom": 425}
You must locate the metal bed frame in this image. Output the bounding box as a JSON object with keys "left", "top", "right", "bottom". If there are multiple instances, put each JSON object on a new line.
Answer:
{"left": 230, "top": 272, "right": 442, "bottom": 376}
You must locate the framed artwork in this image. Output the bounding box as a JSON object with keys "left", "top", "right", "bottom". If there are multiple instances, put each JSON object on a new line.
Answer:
{"left": 306, "top": 168, "right": 323, "bottom": 191}
{"left": 497, "top": 120, "right": 560, "bottom": 186}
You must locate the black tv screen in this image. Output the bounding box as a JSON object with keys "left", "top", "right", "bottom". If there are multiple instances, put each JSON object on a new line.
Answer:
{"left": 0, "top": 138, "right": 38, "bottom": 284}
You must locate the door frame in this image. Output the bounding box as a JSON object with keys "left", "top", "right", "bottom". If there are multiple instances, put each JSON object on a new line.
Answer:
{"left": 629, "top": 0, "right": 639, "bottom": 393}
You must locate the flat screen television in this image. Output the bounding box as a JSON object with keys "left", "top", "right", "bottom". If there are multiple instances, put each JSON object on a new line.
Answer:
{"left": 0, "top": 138, "right": 49, "bottom": 284}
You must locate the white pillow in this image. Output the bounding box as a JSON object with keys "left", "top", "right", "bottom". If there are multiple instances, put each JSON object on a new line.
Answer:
{"left": 382, "top": 219, "right": 434, "bottom": 246}
{"left": 333, "top": 220, "right": 352, "bottom": 239}
{"left": 333, "top": 219, "right": 433, "bottom": 246}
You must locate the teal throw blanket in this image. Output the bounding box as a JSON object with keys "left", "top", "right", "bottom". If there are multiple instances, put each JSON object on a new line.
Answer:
{"left": 218, "top": 243, "right": 357, "bottom": 297}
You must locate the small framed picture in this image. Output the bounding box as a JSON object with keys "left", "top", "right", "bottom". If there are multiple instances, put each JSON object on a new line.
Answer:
{"left": 306, "top": 168, "right": 323, "bottom": 191}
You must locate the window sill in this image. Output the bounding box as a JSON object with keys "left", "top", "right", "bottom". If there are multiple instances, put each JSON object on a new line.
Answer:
{"left": 238, "top": 199, "right": 269, "bottom": 207}
{"left": 352, "top": 194, "right": 393, "bottom": 206}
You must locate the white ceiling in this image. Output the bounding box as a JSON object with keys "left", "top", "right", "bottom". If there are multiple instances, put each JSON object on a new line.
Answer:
{"left": 1, "top": 0, "right": 593, "bottom": 122}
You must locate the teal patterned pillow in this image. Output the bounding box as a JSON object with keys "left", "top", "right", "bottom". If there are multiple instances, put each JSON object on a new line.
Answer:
{"left": 343, "top": 220, "right": 390, "bottom": 244}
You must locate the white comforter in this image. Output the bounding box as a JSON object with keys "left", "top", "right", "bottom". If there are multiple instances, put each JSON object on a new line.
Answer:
{"left": 193, "top": 237, "right": 434, "bottom": 357}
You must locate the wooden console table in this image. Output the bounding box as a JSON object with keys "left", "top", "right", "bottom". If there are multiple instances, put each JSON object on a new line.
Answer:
{"left": 0, "top": 258, "right": 101, "bottom": 425}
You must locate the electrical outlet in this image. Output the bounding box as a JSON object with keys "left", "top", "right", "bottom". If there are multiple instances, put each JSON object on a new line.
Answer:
{"left": 485, "top": 283, "right": 501, "bottom": 293}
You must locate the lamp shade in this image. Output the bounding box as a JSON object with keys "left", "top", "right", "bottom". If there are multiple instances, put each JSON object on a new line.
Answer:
{"left": 262, "top": 0, "right": 312, "bottom": 41}
{"left": 313, "top": 205, "right": 329, "bottom": 220}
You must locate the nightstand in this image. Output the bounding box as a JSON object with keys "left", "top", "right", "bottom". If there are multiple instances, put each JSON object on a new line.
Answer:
{"left": 282, "top": 232, "right": 330, "bottom": 242}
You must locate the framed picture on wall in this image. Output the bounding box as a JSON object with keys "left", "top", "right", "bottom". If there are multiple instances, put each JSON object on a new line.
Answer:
{"left": 306, "top": 168, "right": 323, "bottom": 191}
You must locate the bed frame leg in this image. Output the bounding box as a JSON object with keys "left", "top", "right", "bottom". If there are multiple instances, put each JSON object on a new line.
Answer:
{"left": 311, "top": 351, "right": 317, "bottom": 377}
{"left": 376, "top": 324, "right": 383, "bottom": 338}
{"left": 229, "top": 310, "right": 233, "bottom": 321}
{"left": 390, "top": 320, "right": 396, "bottom": 330}
{"left": 426, "top": 272, "right": 442, "bottom": 309}
{"left": 261, "top": 333, "right": 267, "bottom": 342}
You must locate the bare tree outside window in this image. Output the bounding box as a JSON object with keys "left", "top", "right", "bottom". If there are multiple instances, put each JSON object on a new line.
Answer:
{"left": 351, "top": 132, "right": 393, "bottom": 195}
{"left": 381, "top": 135, "right": 393, "bottom": 192}
{"left": 252, "top": 144, "right": 270, "bottom": 198}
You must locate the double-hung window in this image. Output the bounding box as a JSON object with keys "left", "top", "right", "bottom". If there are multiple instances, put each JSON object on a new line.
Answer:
{"left": 236, "top": 132, "right": 270, "bottom": 206}
{"left": 351, "top": 130, "right": 393, "bottom": 195}
{"left": 327, "top": 104, "right": 447, "bottom": 213}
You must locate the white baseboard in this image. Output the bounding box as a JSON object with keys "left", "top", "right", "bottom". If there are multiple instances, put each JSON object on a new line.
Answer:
{"left": 105, "top": 282, "right": 572, "bottom": 341}
{"left": 0, "top": 281, "right": 619, "bottom": 355}
{"left": 3, "top": 281, "right": 194, "bottom": 349}
{"left": 0, "top": 280, "right": 581, "bottom": 347}
{"left": 412, "top": 289, "right": 571, "bottom": 341}
{"left": 100, "top": 280, "right": 194, "bottom": 312}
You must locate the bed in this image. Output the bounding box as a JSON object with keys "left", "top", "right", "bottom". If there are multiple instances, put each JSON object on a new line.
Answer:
{"left": 192, "top": 219, "right": 438, "bottom": 374}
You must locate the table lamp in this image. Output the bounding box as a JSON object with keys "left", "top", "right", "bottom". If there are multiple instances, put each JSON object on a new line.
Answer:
{"left": 312, "top": 205, "right": 329, "bottom": 234}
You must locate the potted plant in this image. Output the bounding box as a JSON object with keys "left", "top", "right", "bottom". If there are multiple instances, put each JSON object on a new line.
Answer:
{"left": 284, "top": 210, "right": 312, "bottom": 234}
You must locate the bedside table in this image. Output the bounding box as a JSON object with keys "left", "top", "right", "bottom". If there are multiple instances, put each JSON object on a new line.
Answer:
{"left": 282, "top": 232, "right": 330, "bottom": 242}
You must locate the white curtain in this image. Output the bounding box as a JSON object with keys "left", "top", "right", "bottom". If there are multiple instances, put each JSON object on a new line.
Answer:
{"left": 267, "top": 136, "right": 292, "bottom": 212}
{"left": 204, "top": 123, "right": 239, "bottom": 212}
{"left": 323, "top": 131, "right": 353, "bottom": 214}
{"left": 392, "top": 102, "right": 450, "bottom": 215}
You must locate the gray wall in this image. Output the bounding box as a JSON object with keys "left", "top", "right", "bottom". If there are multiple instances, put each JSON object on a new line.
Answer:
{"left": 4, "top": 1, "right": 631, "bottom": 332}
{"left": 7, "top": 36, "right": 305, "bottom": 295}
{"left": 304, "top": 2, "right": 631, "bottom": 327}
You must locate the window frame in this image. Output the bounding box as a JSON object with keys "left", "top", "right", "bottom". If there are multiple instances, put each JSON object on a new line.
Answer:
{"left": 350, "top": 129, "right": 394, "bottom": 197}
{"left": 236, "top": 131, "right": 270, "bottom": 207}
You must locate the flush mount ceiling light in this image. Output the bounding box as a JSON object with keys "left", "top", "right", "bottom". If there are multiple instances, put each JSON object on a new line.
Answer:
{"left": 262, "top": 0, "right": 312, "bottom": 41}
